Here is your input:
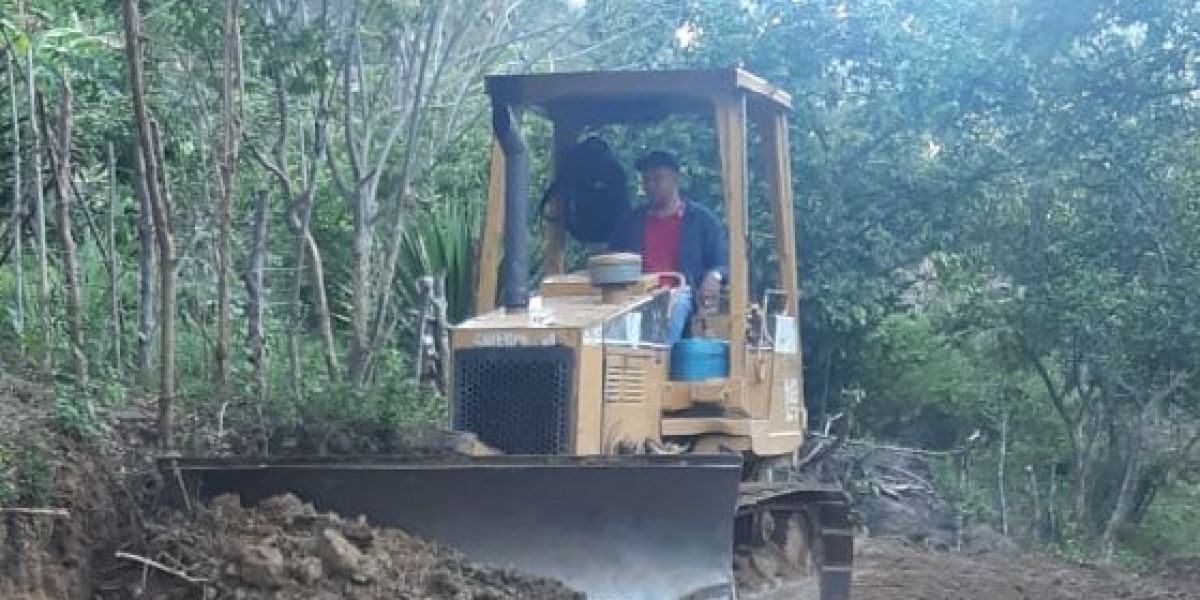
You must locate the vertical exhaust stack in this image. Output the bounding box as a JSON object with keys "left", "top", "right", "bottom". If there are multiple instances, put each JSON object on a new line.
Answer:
{"left": 492, "top": 102, "right": 529, "bottom": 310}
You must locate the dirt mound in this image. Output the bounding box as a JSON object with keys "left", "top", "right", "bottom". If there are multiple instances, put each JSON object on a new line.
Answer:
{"left": 1, "top": 375, "right": 564, "bottom": 600}
{"left": 96, "top": 493, "right": 582, "bottom": 600}
{"left": 850, "top": 537, "right": 1198, "bottom": 600}
{"left": 0, "top": 375, "right": 128, "bottom": 600}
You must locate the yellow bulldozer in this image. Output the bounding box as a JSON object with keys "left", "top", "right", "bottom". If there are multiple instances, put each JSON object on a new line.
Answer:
{"left": 172, "top": 69, "right": 854, "bottom": 599}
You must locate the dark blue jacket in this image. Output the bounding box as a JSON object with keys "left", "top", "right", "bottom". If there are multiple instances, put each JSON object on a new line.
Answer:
{"left": 607, "top": 199, "right": 729, "bottom": 288}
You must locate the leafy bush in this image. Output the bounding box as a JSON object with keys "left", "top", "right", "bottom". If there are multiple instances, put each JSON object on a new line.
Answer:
{"left": 15, "top": 443, "right": 54, "bottom": 507}
{"left": 1123, "top": 481, "right": 1200, "bottom": 560}
{"left": 54, "top": 386, "right": 102, "bottom": 440}
{"left": 0, "top": 445, "right": 15, "bottom": 506}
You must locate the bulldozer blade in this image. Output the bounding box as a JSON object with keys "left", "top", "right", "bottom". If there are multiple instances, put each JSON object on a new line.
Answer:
{"left": 164, "top": 454, "right": 744, "bottom": 600}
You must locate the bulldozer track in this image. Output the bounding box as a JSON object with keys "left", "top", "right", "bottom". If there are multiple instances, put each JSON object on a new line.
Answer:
{"left": 736, "top": 483, "right": 854, "bottom": 600}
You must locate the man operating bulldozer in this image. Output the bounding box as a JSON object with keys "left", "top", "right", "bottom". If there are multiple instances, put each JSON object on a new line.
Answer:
{"left": 608, "top": 151, "right": 729, "bottom": 342}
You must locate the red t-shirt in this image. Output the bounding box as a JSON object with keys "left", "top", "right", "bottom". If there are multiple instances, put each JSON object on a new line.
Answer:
{"left": 642, "top": 204, "right": 683, "bottom": 287}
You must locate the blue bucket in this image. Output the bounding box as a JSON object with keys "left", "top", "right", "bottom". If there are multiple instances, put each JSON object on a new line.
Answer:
{"left": 670, "top": 338, "right": 730, "bottom": 381}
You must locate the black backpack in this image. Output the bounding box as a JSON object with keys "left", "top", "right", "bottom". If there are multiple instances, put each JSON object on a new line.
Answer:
{"left": 541, "top": 136, "right": 628, "bottom": 244}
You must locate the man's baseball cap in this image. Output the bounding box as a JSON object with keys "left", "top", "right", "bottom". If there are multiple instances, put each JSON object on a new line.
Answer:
{"left": 635, "top": 151, "right": 680, "bottom": 173}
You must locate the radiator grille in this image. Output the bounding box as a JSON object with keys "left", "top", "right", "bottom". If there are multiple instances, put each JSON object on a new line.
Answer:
{"left": 604, "top": 354, "right": 648, "bottom": 403}
{"left": 453, "top": 345, "right": 573, "bottom": 454}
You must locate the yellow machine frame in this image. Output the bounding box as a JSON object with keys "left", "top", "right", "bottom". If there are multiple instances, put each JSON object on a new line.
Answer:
{"left": 457, "top": 68, "right": 807, "bottom": 461}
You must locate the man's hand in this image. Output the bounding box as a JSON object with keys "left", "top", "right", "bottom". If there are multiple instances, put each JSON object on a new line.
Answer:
{"left": 699, "top": 271, "right": 721, "bottom": 306}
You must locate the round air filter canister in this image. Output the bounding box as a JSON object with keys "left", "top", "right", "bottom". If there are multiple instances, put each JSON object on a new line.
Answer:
{"left": 587, "top": 252, "right": 643, "bottom": 285}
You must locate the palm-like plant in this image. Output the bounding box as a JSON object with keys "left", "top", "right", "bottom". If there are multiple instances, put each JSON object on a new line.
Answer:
{"left": 395, "top": 197, "right": 481, "bottom": 335}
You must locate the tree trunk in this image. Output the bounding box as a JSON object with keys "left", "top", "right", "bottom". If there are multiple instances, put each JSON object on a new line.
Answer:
{"left": 348, "top": 183, "right": 374, "bottom": 388}
{"left": 1024, "top": 465, "right": 1042, "bottom": 538}
{"left": 1073, "top": 456, "right": 1089, "bottom": 531}
{"left": 123, "top": 0, "right": 177, "bottom": 447}
{"left": 1127, "top": 465, "right": 1166, "bottom": 528}
{"left": 6, "top": 50, "right": 24, "bottom": 341}
{"left": 433, "top": 275, "right": 449, "bottom": 393}
{"left": 27, "top": 52, "right": 51, "bottom": 375}
{"left": 1046, "top": 464, "right": 1060, "bottom": 539}
{"left": 150, "top": 119, "right": 176, "bottom": 448}
{"left": 245, "top": 188, "right": 268, "bottom": 406}
{"left": 134, "top": 143, "right": 156, "bottom": 381}
{"left": 997, "top": 409, "right": 1009, "bottom": 537}
{"left": 51, "top": 81, "right": 87, "bottom": 386}
{"left": 337, "top": 10, "right": 374, "bottom": 390}
{"left": 106, "top": 141, "right": 122, "bottom": 375}
{"left": 294, "top": 116, "right": 338, "bottom": 383}
{"left": 305, "top": 231, "right": 338, "bottom": 380}
{"left": 284, "top": 220, "right": 340, "bottom": 387}
{"left": 414, "top": 276, "right": 432, "bottom": 385}
{"left": 955, "top": 448, "right": 969, "bottom": 552}
{"left": 1098, "top": 379, "right": 1182, "bottom": 562}
{"left": 1073, "top": 408, "right": 1098, "bottom": 531}
{"left": 1100, "top": 436, "right": 1142, "bottom": 563}
{"left": 214, "top": 0, "right": 242, "bottom": 394}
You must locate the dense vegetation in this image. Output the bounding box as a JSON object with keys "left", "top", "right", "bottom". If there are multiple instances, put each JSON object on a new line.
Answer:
{"left": 1, "top": 0, "right": 1198, "bottom": 565}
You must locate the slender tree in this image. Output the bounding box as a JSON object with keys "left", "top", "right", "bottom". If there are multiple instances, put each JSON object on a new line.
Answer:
{"left": 123, "top": 0, "right": 177, "bottom": 446}
{"left": 27, "top": 44, "right": 50, "bottom": 374}
{"left": 249, "top": 0, "right": 338, "bottom": 388}
{"left": 214, "top": 0, "right": 243, "bottom": 393}
{"left": 245, "top": 188, "right": 268, "bottom": 405}
{"left": 134, "top": 142, "right": 155, "bottom": 381}
{"left": 50, "top": 80, "right": 86, "bottom": 386}
{"left": 107, "top": 141, "right": 122, "bottom": 374}
{"left": 6, "top": 49, "right": 24, "bottom": 340}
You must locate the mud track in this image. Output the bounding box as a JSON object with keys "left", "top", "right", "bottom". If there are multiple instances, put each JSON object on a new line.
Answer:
{"left": 763, "top": 537, "right": 1200, "bottom": 600}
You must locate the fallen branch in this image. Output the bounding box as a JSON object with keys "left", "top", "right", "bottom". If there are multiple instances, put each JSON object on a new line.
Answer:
{"left": 808, "top": 431, "right": 965, "bottom": 458}
{"left": 0, "top": 507, "right": 70, "bottom": 517}
{"left": 115, "top": 551, "right": 208, "bottom": 584}
{"left": 878, "top": 464, "right": 937, "bottom": 492}
{"left": 796, "top": 438, "right": 830, "bottom": 469}
{"left": 168, "top": 459, "right": 193, "bottom": 513}
{"left": 876, "top": 480, "right": 901, "bottom": 500}
{"left": 796, "top": 412, "right": 847, "bottom": 469}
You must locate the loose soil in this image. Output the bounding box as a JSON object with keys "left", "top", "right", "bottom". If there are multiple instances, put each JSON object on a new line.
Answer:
{"left": 847, "top": 537, "right": 1199, "bottom": 600}
{"left": 1155, "top": 557, "right": 1200, "bottom": 598}
{"left": 0, "top": 439, "right": 123, "bottom": 600}
{"left": 0, "top": 375, "right": 575, "bottom": 600}
{"left": 0, "top": 374, "right": 127, "bottom": 600}
{"left": 94, "top": 492, "right": 582, "bottom": 599}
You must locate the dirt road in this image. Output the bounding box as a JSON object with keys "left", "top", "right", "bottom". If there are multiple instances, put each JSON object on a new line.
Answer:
{"left": 805, "top": 537, "right": 1200, "bottom": 600}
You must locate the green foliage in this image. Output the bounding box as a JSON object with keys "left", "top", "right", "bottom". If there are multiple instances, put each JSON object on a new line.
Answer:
{"left": 395, "top": 195, "right": 481, "bottom": 328}
{"left": 0, "top": 441, "right": 54, "bottom": 508}
{"left": 289, "top": 349, "right": 446, "bottom": 434}
{"left": 247, "top": 328, "right": 445, "bottom": 433}
{"left": 859, "top": 313, "right": 980, "bottom": 446}
{"left": 1053, "top": 521, "right": 1094, "bottom": 564}
{"left": 355, "top": 349, "right": 447, "bottom": 431}
{"left": 53, "top": 386, "right": 101, "bottom": 440}
{"left": 16, "top": 443, "right": 53, "bottom": 507}
{"left": 0, "top": 445, "right": 15, "bottom": 506}
{"left": 1125, "top": 481, "right": 1200, "bottom": 559}
{"left": 648, "top": 0, "right": 1200, "bottom": 560}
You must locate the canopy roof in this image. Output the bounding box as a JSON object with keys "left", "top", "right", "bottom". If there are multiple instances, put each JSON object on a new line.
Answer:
{"left": 484, "top": 68, "right": 792, "bottom": 126}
